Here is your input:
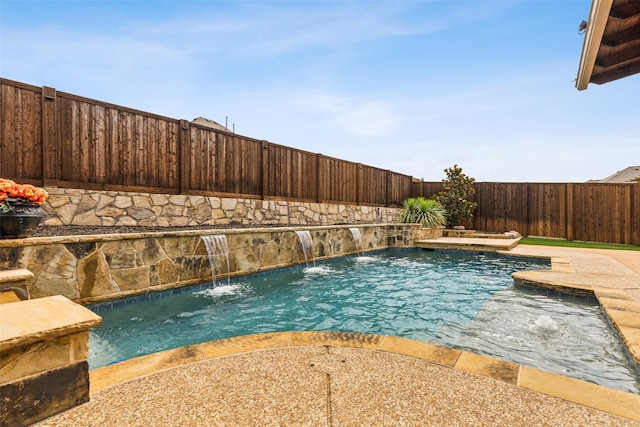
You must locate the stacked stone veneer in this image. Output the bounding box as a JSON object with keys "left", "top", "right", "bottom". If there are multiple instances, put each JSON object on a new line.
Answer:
{"left": 0, "top": 224, "right": 440, "bottom": 305}
{"left": 41, "top": 188, "right": 401, "bottom": 228}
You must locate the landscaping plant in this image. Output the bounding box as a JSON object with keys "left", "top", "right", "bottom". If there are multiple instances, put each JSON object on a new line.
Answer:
{"left": 434, "top": 165, "right": 477, "bottom": 227}
{"left": 398, "top": 197, "right": 447, "bottom": 228}
{"left": 0, "top": 178, "right": 48, "bottom": 213}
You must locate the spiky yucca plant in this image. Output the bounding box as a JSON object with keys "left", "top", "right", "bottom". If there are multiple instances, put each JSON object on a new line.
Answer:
{"left": 398, "top": 197, "right": 447, "bottom": 228}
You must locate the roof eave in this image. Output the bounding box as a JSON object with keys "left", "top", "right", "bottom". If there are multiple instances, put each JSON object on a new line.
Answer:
{"left": 576, "top": 0, "right": 614, "bottom": 90}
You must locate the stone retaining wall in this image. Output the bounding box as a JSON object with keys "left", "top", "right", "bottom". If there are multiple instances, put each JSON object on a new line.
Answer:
{"left": 0, "top": 224, "right": 441, "bottom": 305}
{"left": 41, "top": 188, "right": 401, "bottom": 228}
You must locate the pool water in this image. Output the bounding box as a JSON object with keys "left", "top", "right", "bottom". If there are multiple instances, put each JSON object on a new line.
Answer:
{"left": 89, "top": 250, "right": 640, "bottom": 393}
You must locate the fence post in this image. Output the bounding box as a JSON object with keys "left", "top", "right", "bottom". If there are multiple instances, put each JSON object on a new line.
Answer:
{"left": 413, "top": 178, "right": 423, "bottom": 198}
{"left": 317, "top": 154, "right": 324, "bottom": 203}
{"left": 633, "top": 184, "right": 639, "bottom": 246}
{"left": 385, "top": 170, "right": 392, "bottom": 206}
{"left": 566, "top": 183, "right": 574, "bottom": 241}
{"left": 179, "top": 119, "right": 190, "bottom": 195}
{"left": 41, "top": 86, "right": 57, "bottom": 184}
{"left": 356, "top": 164, "right": 362, "bottom": 205}
{"left": 261, "top": 141, "right": 269, "bottom": 199}
{"left": 524, "top": 183, "right": 530, "bottom": 237}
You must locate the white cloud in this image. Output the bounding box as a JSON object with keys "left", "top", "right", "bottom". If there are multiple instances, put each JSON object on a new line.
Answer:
{"left": 302, "top": 92, "right": 398, "bottom": 138}
{"left": 119, "top": 4, "right": 424, "bottom": 59}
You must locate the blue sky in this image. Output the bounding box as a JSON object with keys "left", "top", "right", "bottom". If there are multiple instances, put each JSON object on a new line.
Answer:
{"left": 1, "top": 0, "right": 638, "bottom": 182}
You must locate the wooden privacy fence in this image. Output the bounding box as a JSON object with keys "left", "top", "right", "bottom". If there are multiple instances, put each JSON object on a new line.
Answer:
{"left": 0, "top": 78, "right": 413, "bottom": 206}
{"left": 414, "top": 181, "right": 639, "bottom": 246}
{"left": 1, "top": 78, "right": 638, "bottom": 245}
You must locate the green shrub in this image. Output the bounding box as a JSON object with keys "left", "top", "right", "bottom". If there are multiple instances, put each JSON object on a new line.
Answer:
{"left": 434, "top": 164, "right": 477, "bottom": 227}
{"left": 399, "top": 197, "right": 447, "bottom": 228}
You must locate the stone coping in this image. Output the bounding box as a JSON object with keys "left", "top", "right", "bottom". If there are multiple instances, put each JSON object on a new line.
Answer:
{"left": 0, "top": 295, "right": 102, "bottom": 351}
{"left": 86, "top": 332, "right": 640, "bottom": 423}
{"left": 0, "top": 223, "right": 406, "bottom": 247}
{"left": 0, "top": 269, "right": 34, "bottom": 302}
{"left": 0, "top": 269, "right": 34, "bottom": 283}
{"left": 416, "top": 236, "right": 521, "bottom": 251}
{"left": 442, "top": 229, "right": 520, "bottom": 239}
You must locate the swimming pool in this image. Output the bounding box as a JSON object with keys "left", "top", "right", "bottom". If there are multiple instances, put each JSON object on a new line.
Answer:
{"left": 89, "top": 249, "right": 640, "bottom": 393}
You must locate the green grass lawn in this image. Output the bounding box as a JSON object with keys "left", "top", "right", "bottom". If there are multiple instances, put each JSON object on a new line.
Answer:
{"left": 519, "top": 237, "right": 640, "bottom": 251}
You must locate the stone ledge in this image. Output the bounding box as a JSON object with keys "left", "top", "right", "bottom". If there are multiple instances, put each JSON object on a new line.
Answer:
{"left": 0, "top": 269, "right": 34, "bottom": 302}
{"left": 0, "top": 223, "right": 413, "bottom": 248}
{"left": 0, "top": 269, "right": 34, "bottom": 283}
{"left": 415, "top": 236, "right": 521, "bottom": 252}
{"left": 511, "top": 272, "right": 596, "bottom": 297}
{"left": 0, "top": 296, "right": 102, "bottom": 351}
{"left": 518, "top": 365, "right": 640, "bottom": 421}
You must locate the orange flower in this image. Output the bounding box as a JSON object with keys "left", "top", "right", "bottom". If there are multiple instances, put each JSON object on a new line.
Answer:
{"left": 0, "top": 178, "right": 48, "bottom": 205}
{"left": 22, "top": 184, "right": 37, "bottom": 200}
{"left": 0, "top": 178, "right": 16, "bottom": 194}
{"left": 31, "top": 188, "right": 49, "bottom": 204}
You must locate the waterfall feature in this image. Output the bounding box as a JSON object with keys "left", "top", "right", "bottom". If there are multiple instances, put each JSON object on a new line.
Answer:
{"left": 349, "top": 227, "right": 363, "bottom": 256}
{"left": 201, "top": 235, "right": 230, "bottom": 287}
{"left": 294, "top": 230, "right": 315, "bottom": 268}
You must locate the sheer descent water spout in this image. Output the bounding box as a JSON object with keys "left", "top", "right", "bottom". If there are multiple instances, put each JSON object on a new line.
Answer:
{"left": 201, "top": 235, "right": 230, "bottom": 287}
{"left": 294, "top": 230, "right": 315, "bottom": 268}
{"left": 349, "top": 227, "right": 363, "bottom": 256}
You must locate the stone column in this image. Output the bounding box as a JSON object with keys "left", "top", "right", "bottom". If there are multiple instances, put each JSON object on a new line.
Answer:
{"left": 0, "top": 296, "right": 102, "bottom": 426}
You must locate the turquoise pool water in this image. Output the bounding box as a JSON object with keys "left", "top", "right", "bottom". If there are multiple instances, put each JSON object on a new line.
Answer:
{"left": 89, "top": 249, "right": 640, "bottom": 393}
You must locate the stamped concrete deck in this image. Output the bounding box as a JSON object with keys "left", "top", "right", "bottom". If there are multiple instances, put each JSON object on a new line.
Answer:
{"left": 34, "top": 244, "right": 640, "bottom": 426}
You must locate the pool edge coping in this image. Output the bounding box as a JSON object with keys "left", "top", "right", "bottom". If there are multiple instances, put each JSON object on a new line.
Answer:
{"left": 89, "top": 331, "right": 640, "bottom": 422}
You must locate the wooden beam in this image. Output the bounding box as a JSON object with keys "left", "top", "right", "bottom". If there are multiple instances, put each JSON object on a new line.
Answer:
{"left": 591, "top": 58, "right": 640, "bottom": 84}
{"left": 595, "top": 38, "right": 640, "bottom": 66}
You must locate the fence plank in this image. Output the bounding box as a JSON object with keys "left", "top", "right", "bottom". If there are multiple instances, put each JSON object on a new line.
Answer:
{"left": 1, "top": 83, "right": 17, "bottom": 177}
{"left": 20, "top": 87, "right": 40, "bottom": 179}
{"left": 42, "top": 86, "right": 56, "bottom": 182}
{"left": 633, "top": 185, "right": 640, "bottom": 246}
{"left": 566, "top": 183, "right": 574, "bottom": 241}
{"left": 358, "top": 165, "right": 386, "bottom": 205}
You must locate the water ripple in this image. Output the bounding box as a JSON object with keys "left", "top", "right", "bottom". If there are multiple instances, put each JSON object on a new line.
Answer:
{"left": 89, "top": 250, "right": 639, "bottom": 393}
